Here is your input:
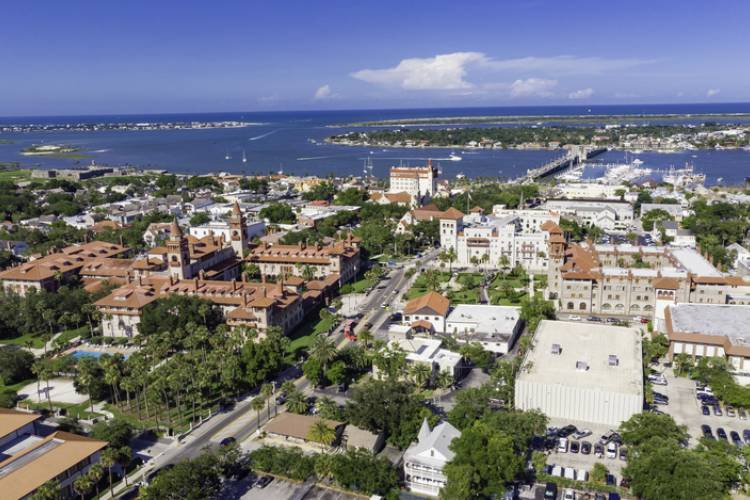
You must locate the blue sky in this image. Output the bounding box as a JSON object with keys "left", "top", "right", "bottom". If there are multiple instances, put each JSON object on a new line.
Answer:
{"left": 2, "top": 0, "right": 749, "bottom": 115}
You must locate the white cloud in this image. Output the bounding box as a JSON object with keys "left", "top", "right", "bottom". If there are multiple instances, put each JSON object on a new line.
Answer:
{"left": 351, "top": 52, "right": 487, "bottom": 90}
{"left": 352, "top": 52, "right": 654, "bottom": 95}
{"left": 314, "top": 84, "right": 333, "bottom": 100}
{"left": 706, "top": 88, "right": 721, "bottom": 97}
{"left": 568, "top": 88, "right": 594, "bottom": 99}
{"left": 510, "top": 78, "right": 557, "bottom": 97}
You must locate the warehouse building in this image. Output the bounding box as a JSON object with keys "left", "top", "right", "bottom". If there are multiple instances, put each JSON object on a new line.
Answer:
{"left": 515, "top": 320, "right": 643, "bottom": 427}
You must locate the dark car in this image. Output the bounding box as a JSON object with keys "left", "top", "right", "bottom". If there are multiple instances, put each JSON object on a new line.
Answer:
{"left": 717, "top": 427, "right": 728, "bottom": 440}
{"left": 619, "top": 447, "right": 627, "bottom": 461}
{"left": 544, "top": 482, "right": 558, "bottom": 499}
{"left": 275, "top": 394, "right": 286, "bottom": 405}
{"left": 713, "top": 405, "right": 723, "bottom": 416}
{"left": 557, "top": 425, "right": 577, "bottom": 438}
{"left": 594, "top": 442, "right": 605, "bottom": 457}
{"left": 256, "top": 476, "right": 273, "bottom": 488}
{"left": 337, "top": 383, "right": 348, "bottom": 393}
{"left": 570, "top": 441, "right": 580, "bottom": 453}
{"left": 608, "top": 493, "right": 621, "bottom": 500}
{"left": 620, "top": 477, "right": 631, "bottom": 488}
{"left": 702, "top": 405, "right": 710, "bottom": 416}
{"left": 606, "top": 474, "right": 616, "bottom": 486}
{"left": 220, "top": 436, "right": 236, "bottom": 447}
{"left": 701, "top": 424, "right": 714, "bottom": 439}
{"left": 731, "top": 431, "right": 743, "bottom": 447}
{"left": 581, "top": 441, "right": 592, "bottom": 455}
{"left": 743, "top": 429, "right": 750, "bottom": 445}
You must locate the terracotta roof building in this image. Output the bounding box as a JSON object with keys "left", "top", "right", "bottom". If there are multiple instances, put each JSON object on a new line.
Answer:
{"left": 404, "top": 291, "right": 450, "bottom": 332}
{"left": 0, "top": 409, "right": 107, "bottom": 499}
{"left": 245, "top": 234, "right": 361, "bottom": 285}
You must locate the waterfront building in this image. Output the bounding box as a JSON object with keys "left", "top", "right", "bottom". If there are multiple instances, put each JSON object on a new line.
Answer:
{"left": 552, "top": 183, "right": 625, "bottom": 200}
{"left": 403, "top": 419, "right": 461, "bottom": 497}
{"left": 515, "top": 320, "right": 644, "bottom": 427}
{"left": 388, "top": 162, "right": 438, "bottom": 206}
{"left": 188, "top": 202, "right": 266, "bottom": 253}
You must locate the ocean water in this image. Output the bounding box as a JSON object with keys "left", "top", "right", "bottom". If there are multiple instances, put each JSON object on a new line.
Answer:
{"left": 1, "top": 104, "right": 749, "bottom": 183}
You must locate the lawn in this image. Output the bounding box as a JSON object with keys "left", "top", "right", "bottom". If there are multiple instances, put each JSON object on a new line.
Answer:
{"left": 447, "top": 288, "right": 480, "bottom": 304}
{"left": 405, "top": 271, "right": 452, "bottom": 300}
{"left": 53, "top": 326, "right": 89, "bottom": 348}
{"left": 0, "top": 332, "right": 46, "bottom": 349}
{"left": 0, "top": 168, "right": 30, "bottom": 181}
{"left": 27, "top": 399, "right": 103, "bottom": 420}
{"left": 347, "top": 276, "right": 376, "bottom": 294}
{"left": 287, "top": 312, "right": 339, "bottom": 356}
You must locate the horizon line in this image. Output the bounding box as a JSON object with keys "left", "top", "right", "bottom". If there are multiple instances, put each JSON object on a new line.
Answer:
{"left": 2, "top": 101, "right": 750, "bottom": 120}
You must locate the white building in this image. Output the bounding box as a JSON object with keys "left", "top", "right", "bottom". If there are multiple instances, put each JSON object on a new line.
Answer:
{"left": 389, "top": 163, "right": 438, "bottom": 203}
{"left": 403, "top": 419, "right": 461, "bottom": 497}
{"left": 491, "top": 206, "right": 561, "bottom": 233}
{"left": 554, "top": 183, "right": 625, "bottom": 200}
{"left": 440, "top": 209, "right": 560, "bottom": 272}
{"left": 664, "top": 304, "right": 750, "bottom": 384}
{"left": 515, "top": 320, "right": 644, "bottom": 427}
{"left": 543, "top": 199, "right": 634, "bottom": 232}
{"left": 189, "top": 218, "right": 265, "bottom": 243}
{"left": 388, "top": 337, "right": 463, "bottom": 381}
{"left": 444, "top": 304, "right": 523, "bottom": 354}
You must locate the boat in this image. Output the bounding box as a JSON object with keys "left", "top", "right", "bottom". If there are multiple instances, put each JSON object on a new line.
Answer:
{"left": 242, "top": 149, "right": 247, "bottom": 163}
{"left": 662, "top": 163, "right": 706, "bottom": 187}
{"left": 224, "top": 152, "right": 231, "bottom": 160}
{"left": 448, "top": 153, "right": 462, "bottom": 161}
{"left": 455, "top": 172, "right": 466, "bottom": 179}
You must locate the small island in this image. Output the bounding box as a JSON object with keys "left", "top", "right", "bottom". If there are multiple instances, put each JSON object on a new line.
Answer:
{"left": 21, "top": 144, "right": 91, "bottom": 159}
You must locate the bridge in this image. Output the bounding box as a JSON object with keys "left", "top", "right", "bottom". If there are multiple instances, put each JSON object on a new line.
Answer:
{"left": 522, "top": 146, "right": 607, "bottom": 181}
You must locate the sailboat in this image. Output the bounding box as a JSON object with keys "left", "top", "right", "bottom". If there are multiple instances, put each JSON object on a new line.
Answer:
{"left": 225, "top": 152, "right": 231, "bottom": 160}
{"left": 242, "top": 149, "right": 247, "bottom": 163}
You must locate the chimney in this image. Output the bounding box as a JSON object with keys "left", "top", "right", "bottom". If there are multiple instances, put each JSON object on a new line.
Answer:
{"left": 232, "top": 279, "right": 237, "bottom": 291}
{"left": 194, "top": 277, "right": 199, "bottom": 288}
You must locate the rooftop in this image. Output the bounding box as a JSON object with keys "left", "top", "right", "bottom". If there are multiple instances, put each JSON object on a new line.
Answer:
{"left": 446, "top": 304, "right": 521, "bottom": 337}
{"left": 264, "top": 413, "right": 343, "bottom": 442}
{"left": 517, "top": 320, "right": 643, "bottom": 396}
{"left": 669, "top": 304, "right": 750, "bottom": 346}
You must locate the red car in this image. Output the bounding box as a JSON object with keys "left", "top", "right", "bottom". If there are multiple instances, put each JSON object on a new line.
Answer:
{"left": 344, "top": 320, "right": 357, "bottom": 341}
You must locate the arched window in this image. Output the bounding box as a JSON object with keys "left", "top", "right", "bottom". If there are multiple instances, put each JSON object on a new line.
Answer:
{"left": 615, "top": 304, "right": 625, "bottom": 311}
{"left": 601, "top": 303, "right": 612, "bottom": 310}
{"left": 643, "top": 305, "right": 654, "bottom": 312}
{"left": 630, "top": 304, "right": 641, "bottom": 312}
{"left": 567, "top": 302, "right": 574, "bottom": 310}
{"left": 579, "top": 302, "right": 587, "bottom": 310}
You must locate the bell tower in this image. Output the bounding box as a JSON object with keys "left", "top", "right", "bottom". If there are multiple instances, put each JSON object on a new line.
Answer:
{"left": 229, "top": 201, "right": 247, "bottom": 256}
{"left": 166, "top": 218, "right": 190, "bottom": 279}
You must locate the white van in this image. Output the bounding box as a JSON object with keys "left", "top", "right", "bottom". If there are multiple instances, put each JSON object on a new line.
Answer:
{"left": 552, "top": 465, "right": 564, "bottom": 477}
{"left": 564, "top": 468, "right": 576, "bottom": 480}
{"left": 577, "top": 469, "right": 589, "bottom": 482}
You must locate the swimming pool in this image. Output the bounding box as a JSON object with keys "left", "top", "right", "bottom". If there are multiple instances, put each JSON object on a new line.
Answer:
{"left": 71, "top": 350, "right": 129, "bottom": 360}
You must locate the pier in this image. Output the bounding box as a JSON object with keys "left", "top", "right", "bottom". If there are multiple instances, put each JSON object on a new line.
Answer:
{"left": 522, "top": 146, "right": 607, "bottom": 181}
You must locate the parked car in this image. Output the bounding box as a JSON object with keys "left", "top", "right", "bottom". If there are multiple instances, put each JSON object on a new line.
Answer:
{"left": 619, "top": 447, "right": 627, "bottom": 461}
{"left": 587, "top": 316, "right": 603, "bottom": 322}
{"left": 730, "top": 430, "right": 743, "bottom": 447}
{"left": 727, "top": 406, "right": 737, "bottom": 418}
{"left": 743, "top": 429, "right": 750, "bottom": 445}
{"left": 563, "top": 488, "right": 575, "bottom": 500}
{"left": 544, "top": 483, "right": 558, "bottom": 500}
{"left": 220, "top": 436, "right": 236, "bottom": 447}
{"left": 558, "top": 425, "right": 578, "bottom": 438}
{"left": 570, "top": 441, "right": 580, "bottom": 453}
{"left": 648, "top": 373, "right": 668, "bottom": 386}
{"left": 581, "top": 441, "right": 592, "bottom": 455}
{"left": 594, "top": 442, "right": 605, "bottom": 458}
{"left": 701, "top": 424, "right": 714, "bottom": 440}
{"left": 717, "top": 427, "right": 728, "bottom": 441}
{"left": 557, "top": 437, "right": 569, "bottom": 453}
{"left": 606, "top": 473, "right": 617, "bottom": 486}
{"left": 599, "top": 430, "right": 617, "bottom": 443}
{"left": 275, "top": 394, "right": 287, "bottom": 405}
{"left": 551, "top": 465, "right": 564, "bottom": 478}
{"left": 702, "top": 405, "right": 710, "bottom": 416}
{"left": 572, "top": 429, "right": 592, "bottom": 440}
{"left": 255, "top": 476, "right": 273, "bottom": 488}
{"left": 607, "top": 442, "right": 618, "bottom": 459}
{"left": 568, "top": 315, "right": 582, "bottom": 321}
{"left": 564, "top": 468, "right": 576, "bottom": 480}
{"left": 713, "top": 405, "right": 723, "bottom": 416}
{"left": 739, "top": 408, "right": 747, "bottom": 420}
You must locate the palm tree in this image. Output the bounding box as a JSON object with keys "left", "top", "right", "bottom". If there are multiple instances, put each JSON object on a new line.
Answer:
{"left": 87, "top": 463, "right": 104, "bottom": 497}
{"left": 73, "top": 475, "right": 93, "bottom": 500}
{"left": 117, "top": 446, "right": 132, "bottom": 487}
{"left": 251, "top": 397, "right": 265, "bottom": 429}
{"left": 75, "top": 357, "right": 98, "bottom": 415}
{"left": 309, "top": 335, "right": 337, "bottom": 371}
{"left": 307, "top": 419, "right": 337, "bottom": 447}
{"left": 435, "top": 370, "right": 454, "bottom": 397}
{"left": 101, "top": 447, "right": 118, "bottom": 498}
{"left": 285, "top": 389, "right": 308, "bottom": 414}
{"left": 410, "top": 363, "right": 433, "bottom": 388}
{"left": 424, "top": 270, "right": 442, "bottom": 292}
{"left": 30, "top": 480, "right": 60, "bottom": 500}
{"left": 315, "top": 397, "right": 340, "bottom": 420}
{"left": 260, "top": 383, "right": 274, "bottom": 419}
{"left": 358, "top": 329, "right": 373, "bottom": 350}
{"left": 301, "top": 265, "right": 315, "bottom": 282}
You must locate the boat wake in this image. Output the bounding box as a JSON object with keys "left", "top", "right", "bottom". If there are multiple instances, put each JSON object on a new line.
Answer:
{"left": 249, "top": 129, "right": 280, "bottom": 141}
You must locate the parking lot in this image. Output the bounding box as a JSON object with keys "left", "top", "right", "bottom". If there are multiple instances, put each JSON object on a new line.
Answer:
{"left": 659, "top": 368, "right": 750, "bottom": 447}
{"left": 240, "top": 478, "right": 360, "bottom": 500}
{"left": 544, "top": 419, "right": 627, "bottom": 485}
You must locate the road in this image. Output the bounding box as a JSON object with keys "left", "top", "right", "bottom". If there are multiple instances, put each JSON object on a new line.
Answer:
{"left": 108, "top": 249, "right": 439, "bottom": 498}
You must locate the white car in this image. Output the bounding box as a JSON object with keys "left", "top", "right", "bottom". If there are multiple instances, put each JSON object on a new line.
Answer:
{"left": 563, "top": 489, "right": 576, "bottom": 500}
{"left": 607, "top": 442, "right": 618, "bottom": 459}
{"left": 558, "top": 437, "right": 569, "bottom": 453}
{"left": 648, "top": 373, "right": 668, "bottom": 386}
{"left": 568, "top": 315, "right": 582, "bottom": 321}
{"left": 572, "top": 429, "right": 592, "bottom": 440}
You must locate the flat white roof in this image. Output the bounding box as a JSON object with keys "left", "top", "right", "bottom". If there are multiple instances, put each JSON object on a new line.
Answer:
{"left": 669, "top": 247, "right": 721, "bottom": 277}
{"left": 670, "top": 304, "right": 750, "bottom": 346}
{"left": 446, "top": 304, "right": 521, "bottom": 336}
{"left": 517, "top": 320, "right": 643, "bottom": 396}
